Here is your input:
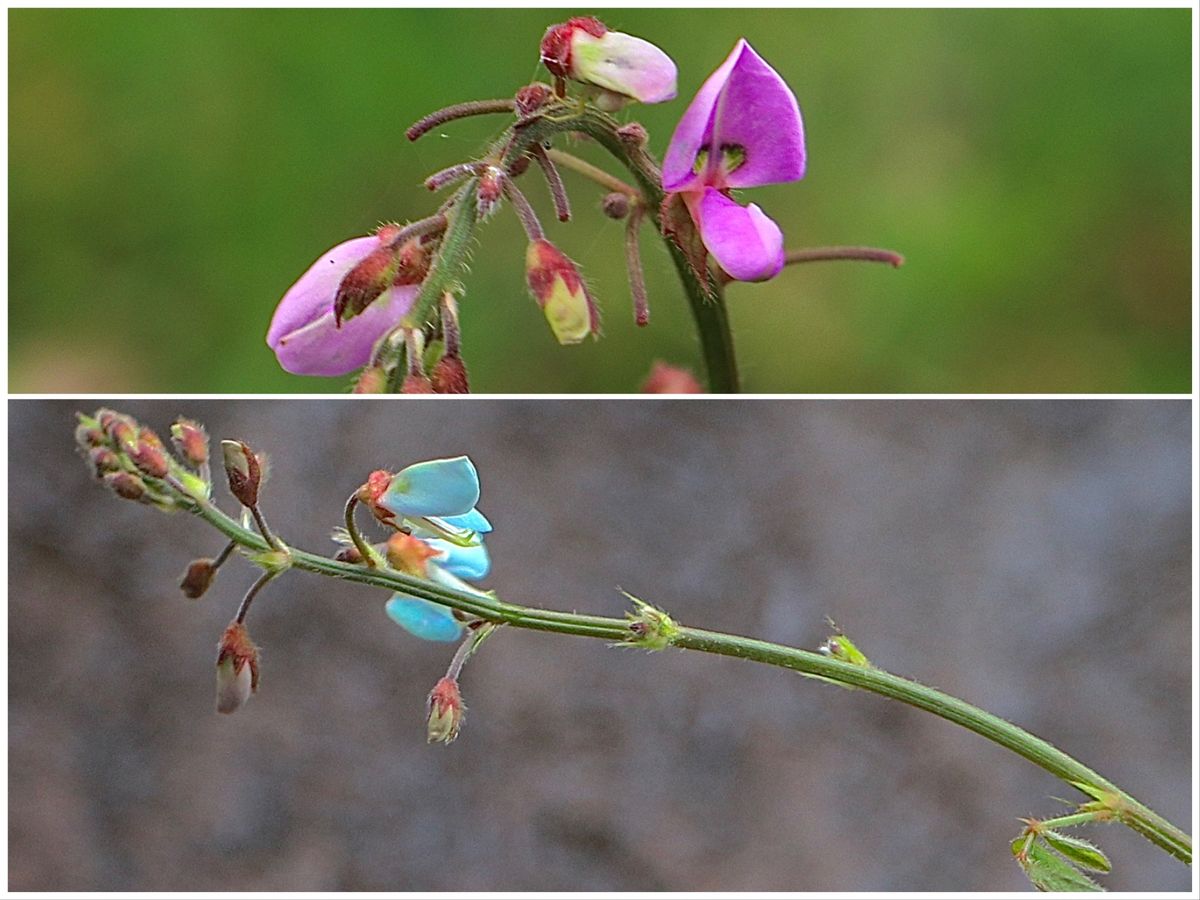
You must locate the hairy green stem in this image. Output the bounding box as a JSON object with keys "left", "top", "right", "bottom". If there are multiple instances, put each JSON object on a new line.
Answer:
{"left": 174, "top": 480, "right": 1190, "bottom": 865}
{"left": 507, "top": 108, "right": 740, "bottom": 392}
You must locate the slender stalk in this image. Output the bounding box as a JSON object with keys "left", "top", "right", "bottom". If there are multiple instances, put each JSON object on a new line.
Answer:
{"left": 530, "top": 145, "right": 571, "bottom": 221}
{"left": 544, "top": 148, "right": 641, "bottom": 199}
{"left": 212, "top": 540, "right": 236, "bottom": 570}
{"left": 343, "top": 494, "right": 377, "bottom": 567}
{"left": 171, "top": 479, "right": 1191, "bottom": 865}
{"left": 625, "top": 205, "right": 649, "bottom": 327}
{"left": 501, "top": 178, "right": 545, "bottom": 241}
{"left": 407, "top": 99, "right": 516, "bottom": 142}
{"left": 784, "top": 246, "right": 905, "bottom": 268}
{"left": 249, "top": 505, "right": 281, "bottom": 551}
{"left": 235, "top": 569, "right": 275, "bottom": 625}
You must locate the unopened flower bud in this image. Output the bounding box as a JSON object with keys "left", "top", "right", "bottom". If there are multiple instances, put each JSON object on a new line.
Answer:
{"left": 601, "top": 192, "right": 631, "bottom": 220}
{"left": 107, "top": 419, "right": 138, "bottom": 453}
{"left": 104, "top": 471, "right": 146, "bottom": 501}
{"left": 525, "top": 239, "right": 600, "bottom": 345}
{"left": 180, "top": 558, "right": 218, "bottom": 599}
{"left": 386, "top": 532, "right": 439, "bottom": 576}
{"left": 506, "top": 155, "right": 532, "bottom": 178}
{"left": 541, "top": 18, "right": 676, "bottom": 106}
{"left": 476, "top": 166, "right": 505, "bottom": 221}
{"left": 215, "top": 622, "right": 259, "bottom": 714}
{"left": 171, "top": 418, "right": 209, "bottom": 467}
{"left": 221, "top": 440, "right": 261, "bottom": 508}
{"left": 641, "top": 361, "right": 703, "bottom": 394}
{"left": 401, "top": 374, "right": 435, "bottom": 393}
{"left": 426, "top": 676, "right": 465, "bottom": 744}
{"left": 616, "top": 122, "right": 649, "bottom": 148}
{"left": 130, "top": 439, "right": 169, "bottom": 479}
{"left": 431, "top": 355, "right": 470, "bottom": 394}
{"left": 514, "top": 82, "right": 554, "bottom": 117}
{"left": 88, "top": 446, "right": 121, "bottom": 478}
{"left": 75, "top": 421, "right": 105, "bottom": 451}
{"left": 335, "top": 545, "right": 365, "bottom": 564}
{"left": 354, "top": 366, "right": 388, "bottom": 394}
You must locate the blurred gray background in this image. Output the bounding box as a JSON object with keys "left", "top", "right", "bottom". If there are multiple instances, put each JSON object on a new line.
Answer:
{"left": 7, "top": 399, "right": 1192, "bottom": 891}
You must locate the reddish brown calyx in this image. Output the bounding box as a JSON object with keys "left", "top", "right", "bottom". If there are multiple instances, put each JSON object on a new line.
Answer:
{"left": 539, "top": 17, "right": 607, "bottom": 80}
{"left": 358, "top": 469, "right": 397, "bottom": 526}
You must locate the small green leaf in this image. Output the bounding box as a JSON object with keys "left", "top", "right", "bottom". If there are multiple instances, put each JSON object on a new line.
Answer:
{"left": 1016, "top": 839, "right": 1105, "bottom": 892}
{"left": 1042, "top": 830, "right": 1112, "bottom": 873}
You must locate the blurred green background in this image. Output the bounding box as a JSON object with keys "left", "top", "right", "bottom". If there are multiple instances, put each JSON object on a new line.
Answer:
{"left": 8, "top": 8, "right": 1192, "bottom": 393}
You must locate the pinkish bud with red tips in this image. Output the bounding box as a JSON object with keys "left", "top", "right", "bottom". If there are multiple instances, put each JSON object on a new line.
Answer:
{"left": 88, "top": 447, "right": 121, "bottom": 478}
{"left": 130, "top": 438, "right": 169, "bottom": 479}
{"left": 354, "top": 366, "right": 388, "bottom": 394}
{"left": 541, "top": 17, "right": 676, "bottom": 109}
{"left": 431, "top": 356, "right": 470, "bottom": 394}
{"left": 215, "top": 622, "right": 259, "bottom": 714}
{"left": 642, "top": 361, "right": 704, "bottom": 394}
{"left": 514, "top": 82, "right": 554, "bottom": 117}
{"left": 525, "top": 239, "right": 600, "bottom": 345}
{"left": 171, "top": 418, "right": 209, "bottom": 467}
{"left": 426, "top": 676, "right": 465, "bottom": 744}
{"left": 221, "top": 440, "right": 261, "bottom": 508}
{"left": 105, "top": 471, "right": 146, "bottom": 501}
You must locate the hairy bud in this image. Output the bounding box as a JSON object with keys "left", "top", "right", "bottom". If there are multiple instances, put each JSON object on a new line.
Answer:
{"left": 354, "top": 366, "right": 388, "bottom": 394}
{"left": 426, "top": 677, "right": 465, "bottom": 744}
{"left": 104, "top": 471, "right": 146, "bottom": 501}
{"left": 333, "top": 244, "right": 399, "bottom": 326}
{"left": 88, "top": 446, "right": 122, "bottom": 478}
{"left": 221, "top": 440, "right": 261, "bottom": 508}
{"left": 616, "top": 122, "right": 649, "bottom": 148}
{"left": 130, "top": 438, "right": 169, "bottom": 479}
{"left": 431, "top": 355, "right": 470, "bottom": 394}
{"left": 215, "top": 622, "right": 259, "bottom": 714}
{"left": 180, "top": 559, "right": 218, "bottom": 599}
{"left": 525, "top": 239, "right": 600, "bottom": 345}
{"left": 601, "top": 192, "right": 631, "bottom": 220}
{"left": 171, "top": 418, "right": 209, "bottom": 467}
{"left": 401, "top": 374, "right": 436, "bottom": 393}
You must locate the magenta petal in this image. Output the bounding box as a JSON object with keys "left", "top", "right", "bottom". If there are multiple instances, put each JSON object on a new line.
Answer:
{"left": 267, "top": 235, "right": 417, "bottom": 376}
{"left": 661, "top": 42, "right": 742, "bottom": 193}
{"left": 710, "top": 41, "right": 805, "bottom": 189}
{"left": 692, "top": 187, "right": 784, "bottom": 282}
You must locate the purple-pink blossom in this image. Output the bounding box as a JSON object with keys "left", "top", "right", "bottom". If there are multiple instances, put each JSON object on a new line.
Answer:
{"left": 662, "top": 40, "right": 806, "bottom": 282}
{"left": 267, "top": 233, "right": 419, "bottom": 376}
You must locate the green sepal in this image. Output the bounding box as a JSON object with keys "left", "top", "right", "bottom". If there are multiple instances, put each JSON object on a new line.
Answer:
{"left": 1042, "top": 830, "right": 1112, "bottom": 874}
{"left": 245, "top": 547, "right": 293, "bottom": 575}
{"left": 1012, "top": 837, "right": 1105, "bottom": 892}
{"left": 620, "top": 591, "right": 677, "bottom": 651}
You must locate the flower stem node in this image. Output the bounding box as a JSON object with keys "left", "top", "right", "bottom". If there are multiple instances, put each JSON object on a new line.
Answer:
{"left": 817, "top": 619, "right": 873, "bottom": 668}
{"left": 221, "top": 440, "right": 261, "bottom": 508}
{"left": 622, "top": 591, "right": 678, "bottom": 651}
{"left": 426, "top": 676, "right": 465, "bottom": 744}
{"left": 525, "top": 239, "right": 600, "bottom": 345}
{"left": 246, "top": 548, "right": 293, "bottom": 576}
{"left": 215, "top": 622, "right": 259, "bottom": 715}
{"left": 181, "top": 558, "right": 218, "bottom": 599}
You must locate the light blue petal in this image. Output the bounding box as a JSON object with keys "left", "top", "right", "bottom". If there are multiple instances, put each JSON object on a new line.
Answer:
{"left": 442, "top": 508, "right": 493, "bottom": 534}
{"left": 384, "top": 456, "right": 479, "bottom": 518}
{"left": 427, "top": 538, "right": 491, "bottom": 581}
{"left": 384, "top": 595, "right": 464, "bottom": 642}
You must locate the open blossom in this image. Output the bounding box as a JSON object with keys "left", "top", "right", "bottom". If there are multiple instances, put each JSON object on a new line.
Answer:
{"left": 541, "top": 17, "right": 676, "bottom": 108}
{"left": 267, "top": 232, "right": 419, "bottom": 376}
{"left": 359, "top": 457, "right": 490, "bottom": 534}
{"left": 662, "top": 40, "right": 806, "bottom": 282}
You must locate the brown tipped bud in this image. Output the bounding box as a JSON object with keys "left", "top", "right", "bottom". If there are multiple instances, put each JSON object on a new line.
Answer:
{"left": 426, "top": 677, "right": 465, "bottom": 744}
{"left": 601, "top": 192, "right": 631, "bottom": 220}
{"left": 386, "top": 532, "right": 439, "bottom": 576}
{"left": 616, "top": 122, "right": 649, "bottom": 147}
{"left": 525, "top": 239, "right": 601, "bottom": 345}
{"left": 95, "top": 408, "right": 122, "bottom": 433}
{"left": 353, "top": 366, "right": 388, "bottom": 394}
{"left": 104, "top": 471, "right": 146, "bottom": 501}
{"left": 216, "top": 622, "right": 259, "bottom": 714}
{"left": 335, "top": 545, "right": 365, "bottom": 564}
{"left": 108, "top": 419, "right": 138, "bottom": 453}
{"left": 476, "top": 166, "right": 505, "bottom": 221}
{"left": 334, "top": 245, "right": 400, "bottom": 326}
{"left": 221, "top": 440, "right": 261, "bottom": 508}
{"left": 641, "top": 361, "right": 703, "bottom": 394}
{"left": 514, "top": 82, "right": 554, "bottom": 117}
{"left": 431, "top": 356, "right": 470, "bottom": 394}
{"left": 401, "top": 374, "right": 436, "bottom": 394}
{"left": 130, "top": 439, "right": 169, "bottom": 479}
{"left": 180, "top": 558, "right": 217, "bottom": 599}
{"left": 75, "top": 421, "right": 105, "bottom": 451}
{"left": 358, "top": 470, "right": 396, "bottom": 525}
{"left": 171, "top": 418, "right": 209, "bottom": 467}
{"left": 88, "top": 446, "right": 121, "bottom": 478}
{"left": 137, "top": 427, "right": 165, "bottom": 451}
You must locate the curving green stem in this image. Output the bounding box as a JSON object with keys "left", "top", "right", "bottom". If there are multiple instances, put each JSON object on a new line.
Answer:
{"left": 173, "top": 478, "right": 1190, "bottom": 866}
{"left": 506, "top": 108, "right": 740, "bottom": 392}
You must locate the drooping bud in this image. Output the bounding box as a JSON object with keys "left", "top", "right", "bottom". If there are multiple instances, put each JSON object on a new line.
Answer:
{"left": 171, "top": 418, "right": 209, "bottom": 467}
{"left": 104, "top": 471, "right": 146, "bottom": 501}
{"left": 354, "top": 366, "right": 388, "bottom": 394}
{"left": 221, "top": 440, "right": 261, "bottom": 508}
{"left": 525, "top": 239, "right": 600, "bottom": 345}
{"left": 601, "top": 192, "right": 631, "bottom": 220}
{"left": 88, "top": 446, "right": 122, "bottom": 478}
{"left": 130, "top": 438, "right": 169, "bottom": 479}
{"left": 641, "top": 361, "right": 703, "bottom": 394}
{"left": 386, "top": 532, "right": 439, "bottom": 576}
{"left": 426, "top": 676, "right": 465, "bottom": 744}
{"left": 215, "top": 622, "right": 259, "bottom": 714}
{"left": 180, "top": 558, "right": 218, "bottom": 599}
{"left": 540, "top": 18, "right": 676, "bottom": 107}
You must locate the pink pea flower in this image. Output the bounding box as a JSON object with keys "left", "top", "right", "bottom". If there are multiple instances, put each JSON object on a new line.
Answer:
{"left": 541, "top": 17, "right": 677, "bottom": 109}
{"left": 267, "top": 230, "right": 421, "bottom": 377}
{"left": 662, "top": 40, "right": 806, "bottom": 282}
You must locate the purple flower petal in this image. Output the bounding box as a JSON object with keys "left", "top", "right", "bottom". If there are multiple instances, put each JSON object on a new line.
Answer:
{"left": 571, "top": 30, "right": 678, "bottom": 104}
{"left": 267, "top": 235, "right": 418, "bottom": 376}
{"left": 662, "top": 39, "right": 805, "bottom": 193}
{"left": 690, "top": 187, "right": 784, "bottom": 282}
